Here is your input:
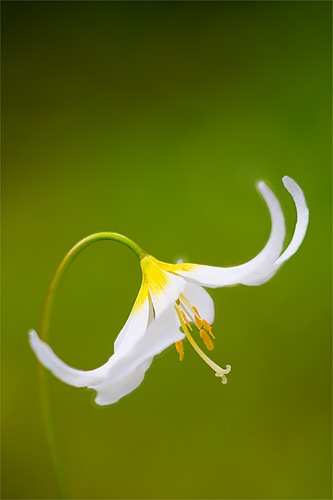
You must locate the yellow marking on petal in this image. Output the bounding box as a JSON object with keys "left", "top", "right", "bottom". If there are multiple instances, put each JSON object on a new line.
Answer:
{"left": 131, "top": 281, "right": 149, "bottom": 313}
{"left": 180, "top": 310, "right": 193, "bottom": 331}
{"left": 200, "top": 330, "right": 214, "bottom": 351}
{"left": 151, "top": 258, "right": 198, "bottom": 275}
{"left": 175, "top": 340, "right": 184, "bottom": 361}
{"left": 173, "top": 263, "right": 198, "bottom": 272}
{"left": 140, "top": 256, "right": 168, "bottom": 296}
{"left": 142, "top": 256, "right": 199, "bottom": 284}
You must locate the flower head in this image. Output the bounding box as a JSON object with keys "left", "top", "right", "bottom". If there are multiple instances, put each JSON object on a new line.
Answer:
{"left": 29, "top": 176, "right": 308, "bottom": 405}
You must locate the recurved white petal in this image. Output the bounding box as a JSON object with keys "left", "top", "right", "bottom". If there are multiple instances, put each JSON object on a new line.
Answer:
{"left": 175, "top": 177, "right": 307, "bottom": 288}
{"left": 29, "top": 329, "right": 109, "bottom": 387}
{"left": 92, "top": 357, "right": 154, "bottom": 406}
{"left": 29, "top": 294, "right": 150, "bottom": 388}
{"left": 274, "top": 176, "right": 309, "bottom": 268}
{"left": 239, "top": 176, "right": 309, "bottom": 285}
{"left": 30, "top": 296, "right": 185, "bottom": 405}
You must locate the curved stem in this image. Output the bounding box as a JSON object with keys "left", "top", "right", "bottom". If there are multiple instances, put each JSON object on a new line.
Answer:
{"left": 40, "top": 233, "right": 145, "bottom": 339}
{"left": 38, "top": 232, "right": 145, "bottom": 498}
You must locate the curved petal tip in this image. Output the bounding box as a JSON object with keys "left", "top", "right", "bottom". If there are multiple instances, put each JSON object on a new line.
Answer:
{"left": 282, "top": 176, "right": 309, "bottom": 213}
{"left": 175, "top": 175, "right": 308, "bottom": 288}
{"left": 282, "top": 175, "right": 293, "bottom": 187}
{"left": 282, "top": 175, "right": 302, "bottom": 194}
{"left": 256, "top": 180, "right": 267, "bottom": 193}
{"left": 29, "top": 329, "right": 38, "bottom": 347}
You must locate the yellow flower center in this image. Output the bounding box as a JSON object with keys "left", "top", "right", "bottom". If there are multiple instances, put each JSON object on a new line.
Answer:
{"left": 140, "top": 256, "right": 168, "bottom": 295}
{"left": 140, "top": 255, "right": 231, "bottom": 383}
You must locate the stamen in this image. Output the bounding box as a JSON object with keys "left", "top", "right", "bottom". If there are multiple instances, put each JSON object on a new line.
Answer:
{"left": 175, "top": 304, "right": 231, "bottom": 383}
{"left": 194, "top": 317, "right": 202, "bottom": 329}
{"left": 180, "top": 310, "right": 193, "bottom": 331}
{"left": 175, "top": 340, "right": 184, "bottom": 361}
{"left": 179, "top": 301, "right": 196, "bottom": 324}
{"left": 200, "top": 330, "right": 214, "bottom": 351}
{"left": 179, "top": 294, "right": 202, "bottom": 327}
{"left": 191, "top": 305, "right": 201, "bottom": 318}
{"left": 201, "top": 319, "right": 215, "bottom": 339}
{"left": 191, "top": 305, "right": 203, "bottom": 328}
{"left": 180, "top": 295, "right": 214, "bottom": 338}
{"left": 180, "top": 294, "right": 196, "bottom": 312}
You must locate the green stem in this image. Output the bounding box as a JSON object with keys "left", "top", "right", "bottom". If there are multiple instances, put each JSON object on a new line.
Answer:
{"left": 38, "top": 232, "right": 145, "bottom": 499}
{"left": 40, "top": 233, "right": 145, "bottom": 339}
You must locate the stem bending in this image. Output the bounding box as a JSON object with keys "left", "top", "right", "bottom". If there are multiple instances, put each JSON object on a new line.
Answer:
{"left": 38, "top": 232, "right": 145, "bottom": 498}
{"left": 40, "top": 233, "right": 145, "bottom": 340}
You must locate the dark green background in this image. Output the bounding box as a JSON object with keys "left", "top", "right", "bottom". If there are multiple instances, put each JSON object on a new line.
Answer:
{"left": 2, "top": 2, "right": 331, "bottom": 499}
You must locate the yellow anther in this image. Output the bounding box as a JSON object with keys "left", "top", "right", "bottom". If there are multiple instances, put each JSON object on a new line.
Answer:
{"left": 194, "top": 317, "right": 202, "bottom": 329}
{"left": 191, "top": 306, "right": 202, "bottom": 328}
{"left": 200, "top": 330, "right": 214, "bottom": 351}
{"left": 180, "top": 310, "right": 193, "bottom": 331}
{"left": 175, "top": 340, "right": 184, "bottom": 361}
{"left": 201, "top": 319, "right": 215, "bottom": 338}
{"left": 192, "top": 306, "right": 201, "bottom": 318}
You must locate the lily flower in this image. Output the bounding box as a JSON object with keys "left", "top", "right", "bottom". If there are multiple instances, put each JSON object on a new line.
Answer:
{"left": 29, "top": 176, "right": 308, "bottom": 406}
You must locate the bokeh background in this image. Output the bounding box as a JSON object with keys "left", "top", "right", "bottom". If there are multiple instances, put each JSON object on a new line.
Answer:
{"left": 2, "top": 2, "right": 331, "bottom": 499}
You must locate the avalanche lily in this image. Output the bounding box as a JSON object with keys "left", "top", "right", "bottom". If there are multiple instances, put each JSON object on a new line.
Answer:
{"left": 29, "top": 176, "right": 308, "bottom": 405}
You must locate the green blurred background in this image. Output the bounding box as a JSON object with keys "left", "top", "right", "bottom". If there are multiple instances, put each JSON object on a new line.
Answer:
{"left": 2, "top": 2, "right": 331, "bottom": 499}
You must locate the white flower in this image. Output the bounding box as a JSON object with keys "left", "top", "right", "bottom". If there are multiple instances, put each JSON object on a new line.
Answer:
{"left": 29, "top": 176, "right": 308, "bottom": 406}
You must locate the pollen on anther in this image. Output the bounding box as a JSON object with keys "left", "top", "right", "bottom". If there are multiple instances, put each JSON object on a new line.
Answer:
{"left": 200, "top": 330, "right": 214, "bottom": 351}
{"left": 180, "top": 311, "right": 193, "bottom": 331}
{"left": 192, "top": 306, "right": 201, "bottom": 318}
{"left": 192, "top": 306, "right": 202, "bottom": 328}
{"left": 201, "top": 319, "right": 215, "bottom": 339}
{"left": 175, "top": 340, "right": 184, "bottom": 361}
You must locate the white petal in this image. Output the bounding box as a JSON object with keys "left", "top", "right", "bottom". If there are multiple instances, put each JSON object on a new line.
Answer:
{"left": 175, "top": 180, "right": 285, "bottom": 287}
{"left": 241, "top": 176, "right": 309, "bottom": 285}
{"left": 182, "top": 282, "right": 215, "bottom": 324}
{"left": 274, "top": 176, "right": 309, "bottom": 267}
{"left": 104, "top": 307, "right": 184, "bottom": 383}
{"left": 92, "top": 358, "right": 154, "bottom": 406}
{"left": 29, "top": 295, "right": 150, "bottom": 388}
{"left": 29, "top": 329, "right": 109, "bottom": 387}
{"left": 114, "top": 285, "right": 150, "bottom": 353}
{"left": 91, "top": 306, "right": 185, "bottom": 405}
{"left": 30, "top": 299, "right": 185, "bottom": 406}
